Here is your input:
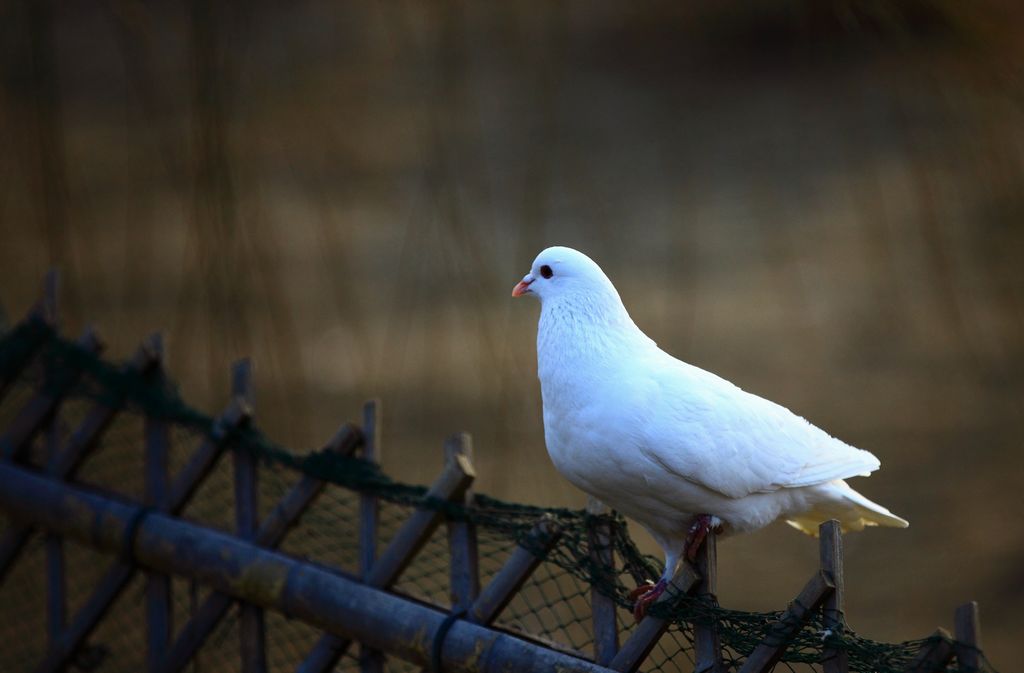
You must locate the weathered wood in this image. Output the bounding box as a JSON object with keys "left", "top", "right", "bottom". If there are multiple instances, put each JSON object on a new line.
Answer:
{"left": 693, "top": 532, "right": 724, "bottom": 673}
{"left": 299, "top": 436, "right": 476, "bottom": 673}
{"left": 161, "top": 424, "right": 362, "bottom": 673}
{"left": 44, "top": 385, "right": 65, "bottom": 645}
{"left": 819, "top": 520, "right": 848, "bottom": 673}
{"left": 0, "top": 327, "right": 103, "bottom": 461}
{"left": 0, "top": 335, "right": 161, "bottom": 583}
{"left": 360, "top": 400, "right": 382, "bottom": 580}
{"left": 258, "top": 423, "right": 360, "bottom": 540}
{"left": 144, "top": 335, "right": 171, "bottom": 673}
{"left": 586, "top": 498, "right": 618, "bottom": 667}
{"left": 0, "top": 320, "right": 46, "bottom": 403}
{"left": 0, "top": 272, "right": 58, "bottom": 403}
{"left": 51, "top": 335, "right": 162, "bottom": 475}
{"left": 42, "top": 286, "right": 65, "bottom": 645}
{"left": 608, "top": 564, "right": 701, "bottom": 673}
{"left": 446, "top": 433, "right": 480, "bottom": 612}
{"left": 469, "top": 516, "right": 562, "bottom": 626}
{"left": 905, "top": 628, "right": 955, "bottom": 673}
{"left": 359, "top": 400, "right": 386, "bottom": 673}
{"left": 231, "top": 359, "right": 268, "bottom": 673}
{"left": 168, "top": 399, "right": 249, "bottom": 511}
{"left": 736, "top": 570, "right": 835, "bottom": 673}
{"left": 45, "top": 532, "right": 65, "bottom": 643}
{"left": 36, "top": 561, "right": 134, "bottom": 673}
{"left": 0, "top": 463, "right": 614, "bottom": 673}
{"left": 954, "top": 602, "right": 981, "bottom": 672}
{"left": 28, "top": 393, "right": 248, "bottom": 673}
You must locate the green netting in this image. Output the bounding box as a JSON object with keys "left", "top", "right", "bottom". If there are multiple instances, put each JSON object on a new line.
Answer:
{"left": 0, "top": 320, "right": 998, "bottom": 673}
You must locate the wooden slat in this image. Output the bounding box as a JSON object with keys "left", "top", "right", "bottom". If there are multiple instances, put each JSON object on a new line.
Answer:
{"left": 468, "top": 516, "right": 562, "bottom": 626}
{"left": 0, "top": 271, "right": 58, "bottom": 403}
{"left": 45, "top": 532, "right": 65, "bottom": 643}
{"left": 693, "top": 531, "right": 724, "bottom": 673}
{"left": 905, "top": 629, "right": 955, "bottom": 673}
{"left": 954, "top": 602, "right": 981, "bottom": 672}
{"left": 736, "top": 571, "right": 835, "bottom": 673}
{"left": 32, "top": 392, "right": 249, "bottom": 673}
{"left": 35, "top": 561, "right": 135, "bottom": 673}
{"left": 0, "top": 326, "right": 103, "bottom": 461}
{"left": 232, "top": 359, "right": 268, "bottom": 673}
{"left": 297, "top": 443, "right": 476, "bottom": 673}
{"left": 360, "top": 400, "right": 382, "bottom": 581}
{"left": 609, "top": 564, "right": 700, "bottom": 673}
{"left": 819, "top": 520, "right": 848, "bottom": 673}
{"left": 360, "top": 400, "right": 385, "bottom": 673}
{"left": 44, "top": 357, "right": 65, "bottom": 645}
{"left": 586, "top": 499, "right": 618, "bottom": 667}
{"left": 161, "top": 424, "right": 362, "bottom": 673}
{"left": 0, "top": 335, "right": 161, "bottom": 583}
{"left": 0, "top": 319, "right": 46, "bottom": 403}
{"left": 167, "top": 400, "right": 249, "bottom": 511}
{"left": 0, "top": 462, "right": 615, "bottom": 673}
{"left": 144, "top": 335, "right": 171, "bottom": 673}
{"left": 446, "top": 433, "right": 479, "bottom": 612}
{"left": 42, "top": 280, "right": 64, "bottom": 645}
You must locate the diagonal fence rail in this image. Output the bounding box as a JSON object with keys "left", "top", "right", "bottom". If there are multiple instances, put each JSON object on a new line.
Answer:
{"left": 0, "top": 275, "right": 999, "bottom": 673}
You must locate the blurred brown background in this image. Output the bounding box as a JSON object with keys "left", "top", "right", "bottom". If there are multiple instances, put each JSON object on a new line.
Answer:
{"left": 1, "top": 0, "right": 1022, "bottom": 667}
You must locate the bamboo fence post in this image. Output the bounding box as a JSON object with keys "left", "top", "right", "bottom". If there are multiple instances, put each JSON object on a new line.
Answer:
{"left": 0, "top": 326, "right": 103, "bottom": 461}
{"left": 0, "top": 271, "right": 59, "bottom": 403}
{"left": 232, "top": 359, "right": 268, "bottom": 673}
{"left": 360, "top": 400, "right": 386, "bottom": 673}
{"left": 693, "top": 531, "right": 724, "bottom": 673}
{"left": 608, "top": 564, "right": 700, "bottom": 673}
{"left": 446, "top": 432, "right": 480, "bottom": 612}
{"left": 467, "top": 516, "right": 562, "bottom": 626}
{"left": 298, "top": 436, "right": 476, "bottom": 673}
{"left": 954, "top": 602, "right": 981, "bottom": 672}
{"left": 44, "top": 416, "right": 65, "bottom": 645}
{"left": 144, "top": 335, "right": 171, "bottom": 673}
{"left": 905, "top": 629, "right": 955, "bottom": 673}
{"left": 0, "top": 334, "right": 159, "bottom": 584}
{"left": 43, "top": 275, "right": 64, "bottom": 647}
{"left": 31, "top": 390, "right": 250, "bottom": 673}
{"left": 819, "top": 520, "right": 848, "bottom": 673}
{"left": 736, "top": 571, "right": 835, "bottom": 673}
{"left": 161, "top": 424, "right": 362, "bottom": 673}
{"left": 586, "top": 498, "right": 618, "bottom": 667}
{"left": 0, "top": 463, "right": 613, "bottom": 673}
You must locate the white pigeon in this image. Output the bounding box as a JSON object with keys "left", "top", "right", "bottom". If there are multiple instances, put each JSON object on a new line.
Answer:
{"left": 512, "top": 245, "right": 908, "bottom": 619}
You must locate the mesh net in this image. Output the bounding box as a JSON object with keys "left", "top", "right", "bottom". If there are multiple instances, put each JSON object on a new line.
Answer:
{"left": 0, "top": 320, "right": 998, "bottom": 673}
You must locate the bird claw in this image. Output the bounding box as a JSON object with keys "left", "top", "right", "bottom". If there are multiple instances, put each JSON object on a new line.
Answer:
{"left": 627, "top": 580, "right": 656, "bottom": 602}
{"left": 685, "top": 514, "right": 724, "bottom": 562}
{"left": 630, "top": 578, "right": 667, "bottom": 621}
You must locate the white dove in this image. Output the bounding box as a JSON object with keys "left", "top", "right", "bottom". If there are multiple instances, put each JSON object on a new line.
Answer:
{"left": 512, "top": 246, "right": 908, "bottom": 619}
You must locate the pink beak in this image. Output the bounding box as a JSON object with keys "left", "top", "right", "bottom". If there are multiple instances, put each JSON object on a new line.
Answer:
{"left": 512, "top": 278, "right": 533, "bottom": 297}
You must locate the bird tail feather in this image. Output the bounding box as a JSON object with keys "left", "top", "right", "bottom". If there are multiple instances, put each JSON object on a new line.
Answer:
{"left": 784, "top": 482, "right": 909, "bottom": 537}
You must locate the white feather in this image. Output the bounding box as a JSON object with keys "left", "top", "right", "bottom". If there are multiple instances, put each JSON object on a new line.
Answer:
{"left": 518, "top": 246, "right": 908, "bottom": 579}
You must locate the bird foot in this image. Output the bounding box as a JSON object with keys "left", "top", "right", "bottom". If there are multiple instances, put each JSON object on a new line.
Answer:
{"left": 685, "top": 514, "right": 724, "bottom": 562}
{"left": 629, "top": 578, "right": 668, "bottom": 621}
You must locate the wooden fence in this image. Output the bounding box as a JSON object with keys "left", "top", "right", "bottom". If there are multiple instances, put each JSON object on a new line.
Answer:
{"left": 0, "top": 275, "right": 987, "bottom": 673}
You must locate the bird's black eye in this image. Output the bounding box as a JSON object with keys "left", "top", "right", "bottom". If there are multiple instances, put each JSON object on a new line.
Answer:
{"left": 539, "top": 265, "right": 553, "bottom": 279}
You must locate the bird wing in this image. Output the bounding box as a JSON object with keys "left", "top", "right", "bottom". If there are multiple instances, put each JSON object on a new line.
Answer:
{"left": 635, "top": 354, "right": 881, "bottom": 500}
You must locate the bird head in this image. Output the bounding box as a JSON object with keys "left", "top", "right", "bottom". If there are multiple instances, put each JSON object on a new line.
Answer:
{"left": 511, "top": 246, "right": 618, "bottom": 303}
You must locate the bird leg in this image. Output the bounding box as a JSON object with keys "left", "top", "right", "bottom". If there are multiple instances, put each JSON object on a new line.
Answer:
{"left": 685, "top": 514, "right": 723, "bottom": 562}
{"left": 628, "top": 578, "right": 668, "bottom": 621}
{"left": 630, "top": 515, "right": 723, "bottom": 621}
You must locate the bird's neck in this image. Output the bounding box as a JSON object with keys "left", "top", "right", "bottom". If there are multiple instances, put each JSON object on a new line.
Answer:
{"left": 536, "top": 292, "right": 654, "bottom": 380}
